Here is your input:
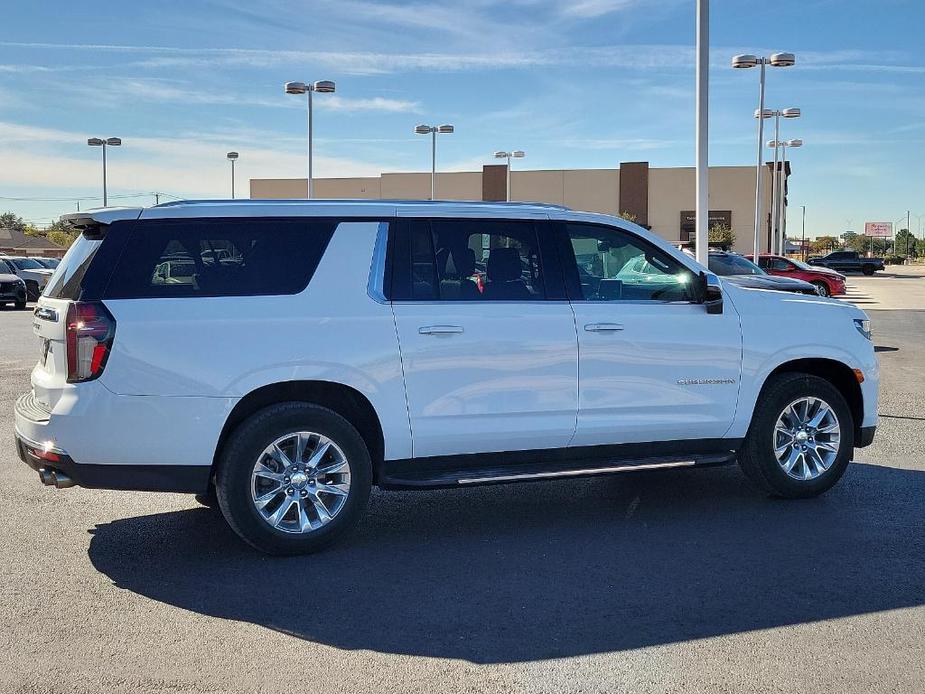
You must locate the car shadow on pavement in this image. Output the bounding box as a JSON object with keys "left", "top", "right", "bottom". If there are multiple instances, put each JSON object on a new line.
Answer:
{"left": 87, "top": 462, "right": 924, "bottom": 664}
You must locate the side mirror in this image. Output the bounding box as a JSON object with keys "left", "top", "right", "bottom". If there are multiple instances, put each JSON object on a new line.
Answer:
{"left": 699, "top": 271, "right": 723, "bottom": 314}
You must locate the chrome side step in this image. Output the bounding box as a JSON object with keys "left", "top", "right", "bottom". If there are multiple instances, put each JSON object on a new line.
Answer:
{"left": 458, "top": 459, "right": 697, "bottom": 485}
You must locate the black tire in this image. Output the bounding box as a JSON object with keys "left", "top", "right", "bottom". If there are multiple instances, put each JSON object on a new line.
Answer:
{"left": 811, "top": 281, "right": 830, "bottom": 297}
{"left": 215, "top": 402, "right": 372, "bottom": 555}
{"left": 738, "top": 372, "right": 854, "bottom": 498}
{"left": 25, "top": 281, "right": 39, "bottom": 302}
{"left": 862, "top": 265, "right": 875, "bottom": 276}
{"left": 14, "top": 300, "right": 27, "bottom": 310}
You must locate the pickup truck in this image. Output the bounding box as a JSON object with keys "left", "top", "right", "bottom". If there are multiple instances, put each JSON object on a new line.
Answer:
{"left": 808, "top": 251, "right": 884, "bottom": 275}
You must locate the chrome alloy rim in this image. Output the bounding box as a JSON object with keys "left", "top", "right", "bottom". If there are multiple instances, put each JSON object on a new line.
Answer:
{"left": 251, "top": 432, "right": 351, "bottom": 533}
{"left": 773, "top": 397, "right": 841, "bottom": 480}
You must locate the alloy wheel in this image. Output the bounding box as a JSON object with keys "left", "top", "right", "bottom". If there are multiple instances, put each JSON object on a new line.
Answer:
{"left": 250, "top": 431, "right": 351, "bottom": 533}
{"left": 773, "top": 396, "right": 841, "bottom": 480}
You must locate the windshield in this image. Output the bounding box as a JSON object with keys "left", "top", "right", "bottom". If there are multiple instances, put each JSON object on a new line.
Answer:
{"left": 708, "top": 254, "right": 766, "bottom": 276}
{"left": 11, "top": 258, "right": 44, "bottom": 270}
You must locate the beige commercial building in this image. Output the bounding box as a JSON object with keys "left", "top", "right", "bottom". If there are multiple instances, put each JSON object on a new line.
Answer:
{"left": 251, "top": 161, "right": 785, "bottom": 255}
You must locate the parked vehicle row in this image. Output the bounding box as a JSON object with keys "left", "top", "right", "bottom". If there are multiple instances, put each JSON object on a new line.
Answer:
{"left": 14, "top": 201, "right": 878, "bottom": 555}
{"left": 0, "top": 256, "right": 57, "bottom": 301}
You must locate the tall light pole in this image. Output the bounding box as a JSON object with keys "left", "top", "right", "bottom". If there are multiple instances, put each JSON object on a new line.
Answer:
{"left": 801, "top": 204, "right": 807, "bottom": 261}
{"left": 761, "top": 108, "right": 800, "bottom": 253}
{"left": 731, "top": 52, "right": 796, "bottom": 259}
{"left": 694, "top": 0, "right": 709, "bottom": 265}
{"left": 226, "top": 152, "right": 239, "bottom": 199}
{"left": 415, "top": 124, "right": 454, "bottom": 200}
{"left": 285, "top": 80, "right": 336, "bottom": 199}
{"left": 769, "top": 138, "right": 802, "bottom": 255}
{"left": 87, "top": 137, "right": 121, "bottom": 207}
{"left": 494, "top": 150, "right": 525, "bottom": 201}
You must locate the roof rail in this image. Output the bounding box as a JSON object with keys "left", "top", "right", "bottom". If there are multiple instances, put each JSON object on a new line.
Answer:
{"left": 152, "top": 198, "right": 572, "bottom": 211}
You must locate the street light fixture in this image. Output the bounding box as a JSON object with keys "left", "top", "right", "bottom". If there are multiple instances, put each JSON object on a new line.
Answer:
{"left": 226, "top": 152, "right": 239, "bottom": 199}
{"left": 768, "top": 138, "right": 803, "bottom": 255}
{"left": 284, "top": 79, "right": 336, "bottom": 199}
{"left": 757, "top": 107, "right": 801, "bottom": 253}
{"left": 86, "top": 137, "right": 122, "bottom": 207}
{"left": 415, "top": 124, "right": 454, "bottom": 200}
{"left": 732, "top": 51, "right": 796, "bottom": 258}
{"left": 494, "top": 150, "right": 525, "bottom": 202}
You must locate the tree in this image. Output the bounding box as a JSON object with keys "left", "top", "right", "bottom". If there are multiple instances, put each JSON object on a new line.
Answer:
{"left": 0, "top": 211, "right": 27, "bottom": 233}
{"left": 708, "top": 223, "right": 735, "bottom": 249}
{"left": 811, "top": 236, "right": 839, "bottom": 253}
{"left": 895, "top": 228, "right": 915, "bottom": 257}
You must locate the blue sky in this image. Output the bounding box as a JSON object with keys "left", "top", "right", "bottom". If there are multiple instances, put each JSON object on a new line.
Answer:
{"left": 1, "top": 0, "right": 922, "bottom": 237}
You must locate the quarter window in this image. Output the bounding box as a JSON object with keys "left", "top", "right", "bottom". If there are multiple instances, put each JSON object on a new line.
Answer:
{"left": 565, "top": 223, "right": 695, "bottom": 302}
{"left": 104, "top": 218, "right": 337, "bottom": 299}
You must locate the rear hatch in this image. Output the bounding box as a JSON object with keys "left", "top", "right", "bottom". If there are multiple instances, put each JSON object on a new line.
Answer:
{"left": 31, "top": 235, "right": 105, "bottom": 411}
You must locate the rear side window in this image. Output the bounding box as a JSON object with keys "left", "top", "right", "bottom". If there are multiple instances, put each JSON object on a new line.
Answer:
{"left": 104, "top": 218, "right": 337, "bottom": 299}
{"left": 391, "top": 218, "right": 547, "bottom": 301}
{"left": 43, "top": 236, "right": 103, "bottom": 300}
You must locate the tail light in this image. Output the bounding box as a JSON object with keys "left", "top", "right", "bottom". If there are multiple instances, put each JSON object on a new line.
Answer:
{"left": 65, "top": 302, "right": 116, "bottom": 383}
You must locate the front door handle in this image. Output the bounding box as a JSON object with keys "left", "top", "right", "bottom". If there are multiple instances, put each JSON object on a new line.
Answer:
{"left": 419, "top": 325, "right": 464, "bottom": 335}
{"left": 584, "top": 322, "right": 625, "bottom": 333}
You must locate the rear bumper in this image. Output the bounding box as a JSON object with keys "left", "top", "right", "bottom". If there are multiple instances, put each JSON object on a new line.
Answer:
{"left": 15, "top": 430, "right": 211, "bottom": 493}
{"left": 14, "top": 386, "right": 225, "bottom": 493}
{"left": 856, "top": 425, "right": 876, "bottom": 448}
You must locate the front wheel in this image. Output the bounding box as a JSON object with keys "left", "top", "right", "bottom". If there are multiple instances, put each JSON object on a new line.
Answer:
{"left": 25, "top": 281, "right": 39, "bottom": 302}
{"left": 811, "top": 281, "right": 830, "bottom": 297}
{"left": 14, "top": 300, "right": 27, "bottom": 310}
{"left": 215, "top": 402, "right": 372, "bottom": 555}
{"left": 738, "top": 373, "right": 853, "bottom": 498}
{"left": 862, "top": 266, "right": 875, "bottom": 276}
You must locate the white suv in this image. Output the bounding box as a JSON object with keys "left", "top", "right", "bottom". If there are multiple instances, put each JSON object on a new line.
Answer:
{"left": 15, "top": 200, "right": 879, "bottom": 554}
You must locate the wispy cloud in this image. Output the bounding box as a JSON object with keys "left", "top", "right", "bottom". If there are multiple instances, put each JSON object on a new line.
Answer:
{"left": 0, "top": 120, "right": 393, "bottom": 196}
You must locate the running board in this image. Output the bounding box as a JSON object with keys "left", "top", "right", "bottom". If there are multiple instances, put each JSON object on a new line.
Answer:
{"left": 377, "top": 449, "right": 737, "bottom": 490}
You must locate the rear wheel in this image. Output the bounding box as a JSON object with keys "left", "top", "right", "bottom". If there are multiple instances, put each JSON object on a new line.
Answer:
{"left": 215, "top": 402, "right": 372, "bottom": 555}
{"left": 811, "top": 281, "right": 830, "bottom": 297}
{"left": 14, "top": 300, "right": 27, "bottom": 310}
{"left": 738, "top": 373, "right": 853, "bottom": 498}
{"left": 862, "top": 265, "right": 875, "bottom": 276}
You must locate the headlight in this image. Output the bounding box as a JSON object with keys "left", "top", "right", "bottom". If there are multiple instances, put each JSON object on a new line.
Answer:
{"left": 854, "top": 318, "right": 872, "bottom": 340}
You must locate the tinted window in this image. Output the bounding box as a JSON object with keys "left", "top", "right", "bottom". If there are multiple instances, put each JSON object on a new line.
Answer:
{"left": 43, "top": 236, "right": 103, "bottom": 300}
{"left": 11, "top": 258, "right": 43, "bottom": 270}
{"left": 708, "top": 254, "right": 764, "bottom": 276}
{"left": 566, "top": 223, "right": 695, "bottom": 301}
{"left": 397, "top": 219, "right": 545, "bottom": 301}
{"left": 770, "top": 258, "right": 792, "bottom": 271}
{"left": 105, "top": 218, "right": 337, "bottom": 299}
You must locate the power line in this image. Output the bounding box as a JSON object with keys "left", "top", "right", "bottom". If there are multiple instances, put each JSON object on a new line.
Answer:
{"left": 0, "top": 191, "right": 184, "bottom": 202}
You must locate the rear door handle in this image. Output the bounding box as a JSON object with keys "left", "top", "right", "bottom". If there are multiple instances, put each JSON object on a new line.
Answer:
{"left": 418, "top": 325, "right": 464, "bottom": 335}
{"left": 584, "top": 322, "right": 624, "bottom": 333}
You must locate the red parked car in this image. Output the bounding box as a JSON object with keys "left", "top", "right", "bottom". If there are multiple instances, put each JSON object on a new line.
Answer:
{"left": 747, "top": 254, "right": 847, "bottom": 297}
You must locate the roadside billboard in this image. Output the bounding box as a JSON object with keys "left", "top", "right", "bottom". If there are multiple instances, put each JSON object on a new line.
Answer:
{"left": 864, "top": 222, "right": 892, "bottom": 237}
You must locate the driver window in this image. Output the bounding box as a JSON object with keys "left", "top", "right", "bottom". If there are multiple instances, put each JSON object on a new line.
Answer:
{"left": 566, "top": 223, "right": 695, "bottom": 302}
{"left": 771, "top": 258, "right": 792, "bottom": 271}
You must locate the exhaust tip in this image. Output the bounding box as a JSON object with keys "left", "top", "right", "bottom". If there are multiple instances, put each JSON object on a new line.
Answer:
{"left": 53, "top": 472, "right": 75, "bottom": 489}
{"left": 37, "top": 468, "right": 75, "bottom": 489}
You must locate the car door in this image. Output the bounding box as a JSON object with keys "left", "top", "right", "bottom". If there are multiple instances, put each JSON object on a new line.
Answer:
{"left": 558, "top": 221, "right": 742, "bottom": 447}
{"left": 390, "top": 217, "right": 578, "bottom": 459}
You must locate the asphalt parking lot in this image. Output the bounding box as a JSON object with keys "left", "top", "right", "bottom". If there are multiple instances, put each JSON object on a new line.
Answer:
{"left": 1, "top": 270, "right": 923, "bottom": 694}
